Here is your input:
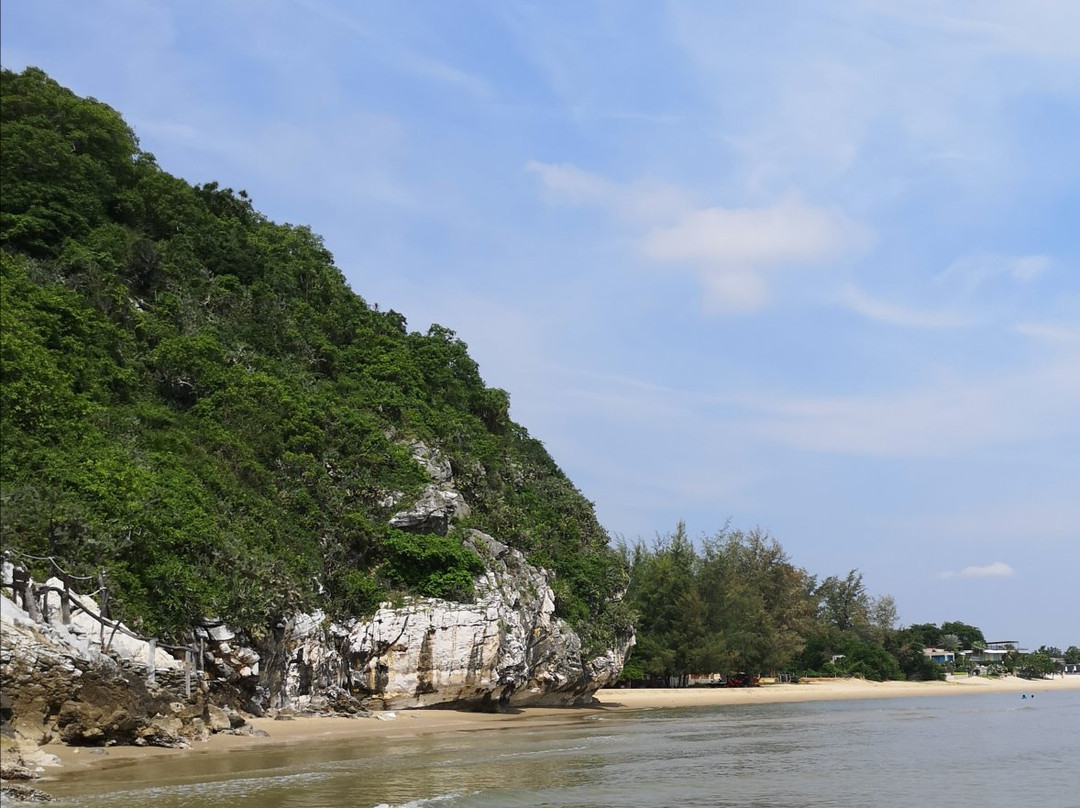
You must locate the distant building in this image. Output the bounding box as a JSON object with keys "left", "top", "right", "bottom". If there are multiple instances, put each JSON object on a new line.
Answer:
{"left": 923, "top": 648, "right": 955, "bottom": 665}
{"left": 968, "top": 640, "right": 1022, "bottom": 665}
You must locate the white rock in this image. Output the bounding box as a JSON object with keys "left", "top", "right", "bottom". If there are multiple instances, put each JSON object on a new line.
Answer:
{"left": 268, "top": 529, "right": 632, "bottom": 710}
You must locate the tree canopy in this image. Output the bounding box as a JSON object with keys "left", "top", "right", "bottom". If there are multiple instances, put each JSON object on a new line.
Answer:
{"left": 0, "top": 67, "right": 627, "bottom": 648}
{"left": 618, "top": 524, "right": 1022, "bottom": 683}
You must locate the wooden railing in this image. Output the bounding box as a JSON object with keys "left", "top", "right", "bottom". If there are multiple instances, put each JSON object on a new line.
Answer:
{"left": 2, "top": 553, "right": 199, "bottom": 697}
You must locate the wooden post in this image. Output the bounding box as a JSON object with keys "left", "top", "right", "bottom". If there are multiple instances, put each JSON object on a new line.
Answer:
{"left": 97, "top": 570, "right": 107, "bottom": 648}
{"left": 97, "top": 569, "right": 109, "bottom": 618}
{"left": 12, "top": 568, "right": 25, "bottom": 610}
{"left": 147, "top": 639, "right": 157, "bottom": 687}
{"left": 184, "top": 649, "right": 192, "bottom": 699}
{"left": 60, "top": 574, "right": 72, "bottom": 625}
{"left": 16, "top": 570, "right": 43, "bottom": 623}
{"left": 40, "top": 585, "right": 49, "bottom": 624}
{"left": 104, "top": 616, "right": 120, "bottom": 654}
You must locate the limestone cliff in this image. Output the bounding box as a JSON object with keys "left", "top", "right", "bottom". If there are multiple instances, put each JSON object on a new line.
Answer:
{"left": 226, "top": 530, "right": 632, "bottom": 712}
{"left": 0, "top": 577, "right": 231, "bottom": 750}
{"left": 1, "top": 442, "right": 632, "bottom": 749}
{"left": 1, "top": 533, "right": 632, "bottom": 750}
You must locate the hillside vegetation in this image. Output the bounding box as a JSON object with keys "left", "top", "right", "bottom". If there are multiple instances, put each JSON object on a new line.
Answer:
{"left": 0, "top": 67, "right": 628, "bottom": 648}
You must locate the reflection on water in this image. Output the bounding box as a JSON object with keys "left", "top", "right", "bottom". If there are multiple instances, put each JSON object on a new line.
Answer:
{"left": 38, "top": 691, "right": 1080, "bottom": 808}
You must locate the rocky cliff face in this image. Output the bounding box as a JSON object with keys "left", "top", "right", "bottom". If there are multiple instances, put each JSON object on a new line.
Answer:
{"left": 1, "top": 442, "right": 632, "bottom": 753}
{"left": 0, "top": 576, "right": 235, "bottom": 751}
{"left": 223, "top": 441, "right": 634, "bottom": 712}
{"left": 201, "top": 530, "right": 632, "bottom": 713}
{"left": 2, "top": 532, "right": 631, "bottom": 750}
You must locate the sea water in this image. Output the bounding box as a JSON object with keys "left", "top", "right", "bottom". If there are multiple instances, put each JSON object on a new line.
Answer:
{"left": 34, "top": 691, "right": 1080, "bottom": 808}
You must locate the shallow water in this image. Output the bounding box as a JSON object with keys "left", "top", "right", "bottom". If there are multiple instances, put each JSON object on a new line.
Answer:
{"left": 33, "top": 691, "right": 1080, "bottom": 808}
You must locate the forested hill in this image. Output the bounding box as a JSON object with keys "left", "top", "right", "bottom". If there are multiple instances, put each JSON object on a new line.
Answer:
{"left": 0, "top": 67, "right": 627, "bottom": 646}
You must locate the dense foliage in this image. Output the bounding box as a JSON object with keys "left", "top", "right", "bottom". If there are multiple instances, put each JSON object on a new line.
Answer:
{"left": 0, "top": 67, "right": 628, "bottom": 647}
{"left": 618, "top": 524, "right": 1067, "bottom": 684}
{"left": 619, "top": 524, "right": 817, "bottom": 682}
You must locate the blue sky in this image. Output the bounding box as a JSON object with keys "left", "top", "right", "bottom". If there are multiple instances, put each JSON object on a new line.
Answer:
{"left": 4, "top": 1, "right": 1078, "bottom": 649}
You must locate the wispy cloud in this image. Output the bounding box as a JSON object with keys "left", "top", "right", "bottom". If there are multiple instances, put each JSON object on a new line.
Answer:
{"left": 525, "top": 160, "right": 693, "bottom": 223}
{"left": 939, "top": 562, "right": 1015, "bottom": 580}
{"left": 641, "top": 194, "right": 870, "bottom": 313}
{"left": 528, "top": 162, "right": 869, "bottom": 313}
{"left": 301, "top": 0, "right": 491, "bottom": 97}
{"left": 1014, "top": 322, "right": 1080, "bottom": 344}
{"left": 937, "top": 253, "right": 1052, "bottom": 294}
{"left": 738, "top": 351, "right": 1080, "bottom": 458}
{"left": 837, "top": 284, "right": 971, "bottom": 329}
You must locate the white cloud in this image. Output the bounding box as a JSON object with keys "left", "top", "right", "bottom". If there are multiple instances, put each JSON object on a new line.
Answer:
{"left": 527, "top": 161, "right": 617, "bottom": 206}
{"left": 528, "top": 163, "right": 869, "bottom": 313}
{"left": 525, "top": 161, "right": 694, "bottom": 223}
{"left": 640, "top": 194, "right": 871, "bottom": 313}
{"left": 940, "top": 561, "right": 1015, "bottom": 580}
{"left": 837, "top": 284, "right": 971, "bottom": 329}
{"left": 937, "top": 253, "right": 1052, "bottom": 293}
{"left": 641, "top": 194, "right": 864, "bottom": 268}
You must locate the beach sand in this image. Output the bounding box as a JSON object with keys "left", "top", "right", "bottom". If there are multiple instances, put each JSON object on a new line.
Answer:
{"left": 35, "top": 674, "right": 1080, "bottom": 779}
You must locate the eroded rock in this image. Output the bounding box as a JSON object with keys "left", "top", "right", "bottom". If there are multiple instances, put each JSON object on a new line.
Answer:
{"left": 0, "top": 783, "right": 54, "bottom": 803}
{"left": 245, "top": 530, "right": 632, "bottom": 711}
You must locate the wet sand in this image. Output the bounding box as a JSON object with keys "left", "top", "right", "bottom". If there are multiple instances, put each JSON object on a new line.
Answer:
{"left": 35, "top": 674, "right": 1080, "bottom": 780}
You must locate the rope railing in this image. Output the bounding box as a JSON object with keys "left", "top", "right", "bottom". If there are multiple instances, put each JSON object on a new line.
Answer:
{"left": 2, "top": 555, "right": 199, "bottom": 697}
{"left": 3, "top": 548, "right": 97, "bottom": 581}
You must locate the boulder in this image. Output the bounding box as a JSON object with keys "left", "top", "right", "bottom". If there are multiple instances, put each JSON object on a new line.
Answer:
{"left": 0, "top": 784, "right": 54, "bottom": 803}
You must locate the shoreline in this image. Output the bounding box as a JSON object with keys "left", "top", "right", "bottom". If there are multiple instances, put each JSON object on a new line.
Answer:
{"left": 33, "top": 674, "right": 1080, "bottom": 780}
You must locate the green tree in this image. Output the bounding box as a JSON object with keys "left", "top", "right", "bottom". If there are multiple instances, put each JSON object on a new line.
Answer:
{"left": 622, "top": 523, "right": 816, "bottom": 680}
{"left": 940, "top": 621, "right": 986, "bottom": 650}
{"left": 816, "top": 570, "right": 870, "bottom": 634}
{"left": 1016, "top": 651, "right": 1058, "bottom": 680}
{"left": 1, "top": 67, "right": 139, "bottom": 255}
{"left": 1, "top": 67, "right": 631, "bottom": 648}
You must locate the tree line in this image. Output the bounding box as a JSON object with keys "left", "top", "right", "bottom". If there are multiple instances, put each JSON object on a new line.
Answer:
{"left": 618, "top": 523, "right": 1075, "bottom": 683}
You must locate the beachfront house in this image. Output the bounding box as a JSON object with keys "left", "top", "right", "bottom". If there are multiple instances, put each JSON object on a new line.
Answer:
{"left": 923, "top": 648, "right": 955, "bottom": 665}
{"left": 968, "top": 641, "right": 1020, "bottom": 666}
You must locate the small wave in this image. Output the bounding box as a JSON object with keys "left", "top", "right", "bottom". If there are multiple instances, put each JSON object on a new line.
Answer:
{"left": 493, "top": 744, "right": 589, "bottom": 759}
{"left": 53, "top": 771, "right": 330, "bottom": 807}
{"left": 371, "top": 793, "right": 467, "bottom": 808}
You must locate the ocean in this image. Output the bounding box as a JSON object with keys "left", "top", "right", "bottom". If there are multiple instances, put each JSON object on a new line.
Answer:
{"left": 33, "top": 690, "right": 1080, "bottom": 808}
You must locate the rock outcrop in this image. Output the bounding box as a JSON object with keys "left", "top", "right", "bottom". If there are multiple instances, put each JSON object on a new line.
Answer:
{"left": 1, "top": 441, "right": 633, "bottom": 752}
{"left": 197, "top": 441, "right": 633, "bottom": 712}
{"left": 387, "top": 441, "right": 471, "bottom": 535}
{"left": 0, "top": 571, "right": 228, "bottom": 751}
{"left": 200, "top": 530, "right": 632, "bottom": 712}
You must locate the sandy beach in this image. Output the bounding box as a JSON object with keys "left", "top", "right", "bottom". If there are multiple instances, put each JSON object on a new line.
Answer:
{"left": 32, "top": 674, "right": 1079, "bottom": 780}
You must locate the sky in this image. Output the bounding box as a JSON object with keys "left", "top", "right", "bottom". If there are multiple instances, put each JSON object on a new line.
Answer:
{"left": 3, "top": 1, "right": 1077, "bottom": 649}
